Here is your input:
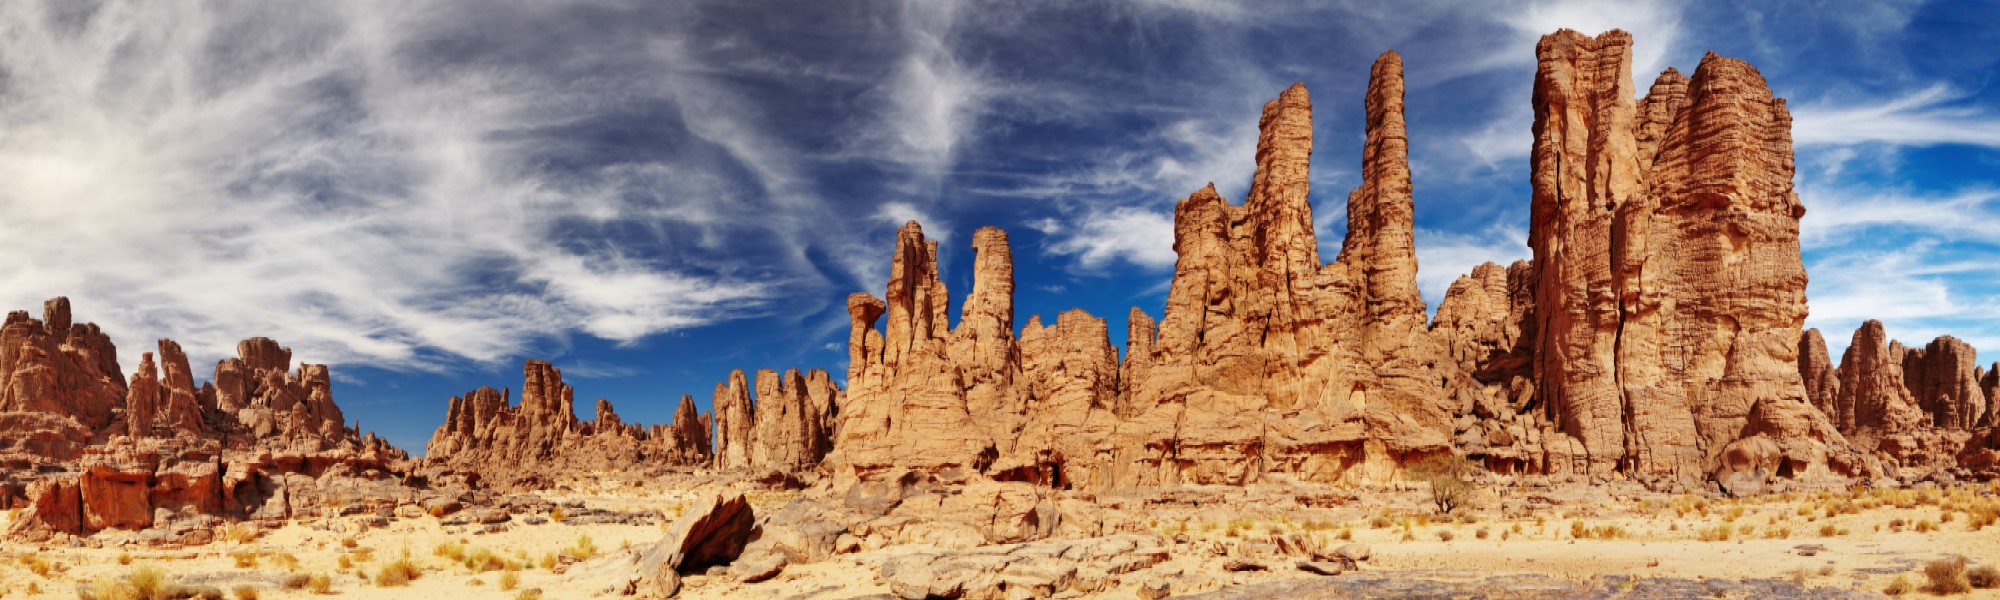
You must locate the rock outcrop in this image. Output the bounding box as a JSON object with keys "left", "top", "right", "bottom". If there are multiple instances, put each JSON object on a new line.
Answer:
{"left": 424, "top": 360, "right": 715, "bottom": 489}
{"left": 829, "top": 51, "right": 1452, "bottom": 490}
{"left": 712, "top": 368, "right": 842, "bottom": 474}
{"left": 1430, "top": 260, "right": 1539, "bottom": 473}
{"left": 2, "top": 298, "right": 409, "bottom": 542}
{"left": 1521, "top": 29, "right": 1866, "bottom": 490}
{"left": 1810, "top": 321, "right": 1996, "bottom": 478}
{"left": 1901, "top": 336, "right": 1987, "bottom": 430}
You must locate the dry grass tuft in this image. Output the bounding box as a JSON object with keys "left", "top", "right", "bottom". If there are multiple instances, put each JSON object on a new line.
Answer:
{"left": 1968, "top": 564, "right": 1999, "bottom": 589}
{"left": 376, "top": 555, "right": 423, "bottom": 587}
{"left": 1926, "top": 555, "right": 1972, "bottom": 594}
{"left": 1885, "top": 574, "right": 1915, "bottom": 595}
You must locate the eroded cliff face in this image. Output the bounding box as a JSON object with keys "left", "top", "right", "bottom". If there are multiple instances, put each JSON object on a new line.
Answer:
{"left": 1809, "top": 321, "right": 1997, "bottom": 479}
{"left": 424, "top": 360, "right": 717, "bottom": 488}
{"left": 427, "top": 356, "right": 837, "bottom": 489}
{"left": 2, "top": 298, "right": 406, "bottom": 542}
{"left": 829, "top": 52, "right": 1453, "bottom": 490}
{"left": 1521, "top": 29, "right": 1868, "bottom": 491}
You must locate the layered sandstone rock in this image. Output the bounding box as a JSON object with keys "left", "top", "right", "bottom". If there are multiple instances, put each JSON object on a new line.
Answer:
{"left": 1114, "top": 56, "right": 1450, "bottom": 487}
{"left": 711, "top": 368, "right": 841, "bottom": 474}
{"left": 424, "top": 360, "right": 714, "bottom": 489}
{"left": 1901, "top": 336, "right": 1987, "bottom": 430}
{"left": 829, "top": 52, "right": 1452, "bottom": 490}
{"left": 2, "top": 298, "right": 409, "bottom": 542}
{"left": 1525, "top": 29, "right": 1862, "bottom": 489}
{"left": 1798, "top": 329, "right": 1843, "bottom": 427}
{"left": 1813, "top": 321, "right": 1995, "bottom": 477}
{"left": 1430, "top": 261, "right": 1539, "bottom": 471}
{"left": 0, "top": 298, "right": 125, "bottom": 443}
{"left": 1835, "top": 321, "right": 1926, "bottom": 436}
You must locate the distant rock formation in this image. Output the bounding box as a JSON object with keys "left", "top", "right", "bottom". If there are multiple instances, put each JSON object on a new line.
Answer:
{"left": 2, "top": 298, "right": 407, "bottom": 543}
{"left": 712, "top": 367, "right": 842, "bottom": 474}
{"left": 829, "top": 52, "right": 1454, "bottom": 490}
{"left": 424, "top": 357, "right": 838, "bottom": 490}
{"left": 1807, "top": 321, "right": 1996, "bottom": 479}
{"left": 424, "top": 360, "right": 714, "bottom": 488}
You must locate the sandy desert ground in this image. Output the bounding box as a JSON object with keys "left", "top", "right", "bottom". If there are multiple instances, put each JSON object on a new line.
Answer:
{"left": 4, "top": 479, "right": 1997, "bottom": 600}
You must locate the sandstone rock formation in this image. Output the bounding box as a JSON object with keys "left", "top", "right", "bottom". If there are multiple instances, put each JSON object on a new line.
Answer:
{"left": 1902, "top": 335, "right": 1987, "bottom": 430}
{"left": 1520, "top": 29, "right": 1868, "bottom": 490}
{"left": 1430, "top": 260, "right": 1539, "bottom": 472}
{"left": 425, "top": 355, "right": 836, "bottom": 490}
{"left": 424, "top": 360, "right": 714, "bottom": 489}
{"left": 2, "top": 298, "right": 409, "bottom": 542}
{"left": 829, "top": 51, "right": 1453, "bottom": 490}
{"left": 711, "top": 367, "right": 842, "bottom": 474}
{"left": 1804, "top": 320, "right": 1997, "bottom": 478}
{"left": 633, "top": 492, "right": 756, "bottom": 597}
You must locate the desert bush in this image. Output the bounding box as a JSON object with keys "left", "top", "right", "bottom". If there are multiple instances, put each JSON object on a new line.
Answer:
{"left": 1409, "top": 453, "right": 1477, "bottom": 515}
{"left": 1368, "top": 515, "right": 1392, "bottom": 529}
{"left": 118, "top": 554, "right": 133, "bottom": 566}
{"left": 1885, "top": 574, "right": 1914, "bottom": 595}
{"left": 307, "top": 574, "right": 332, "bottom": 595}
{"left": 376, "top": 557, "right": 422, "bottom": 588}
{"left": 22, "top": 554, "right": 52, "bottom": 577}
{"left": 1697, "top": 525, "right": 1731, "bottom": 542}
{"left": 1968, "top": 564, "right": 1999, "bottom": 589}
{"left": 1926, "top": 555, "right": 1971, "bottom": 594}
{"left": 563, "top": 535, "right": 598, "bottom": 561}
{"left": 516, "top": 590, "right": 544, "bottom": 600}
{"left": 537, "top": 552, "right": 557, "bottom": 570}
{"left": 464, "top": 547, "right": 506, "bottom": 572}
{"left": 1818, "top": 524, "right": 1838, "bottom": 537}
{"left": 1476, "top": 526, "right": 1490, "bottom": 539}
{"left": 231, "top": 553, "right": 258, "bottom": 569}
{"left": 281, "top": 574, "right": 311, "bottom": 590}
{"left": 130, "top": 565, "right": 165, "bottom": 600}
{"left": 435, "top": 540, "right": 466, "bottom": 561}
{"left": 231, "top": 586, "right": 258, "bottom": 600}
{"left": 1569, "top": 520, "right": 1586, "bottom": 539}
{"left": 1437, "top": 530, "right": 1454, "bottom": 541}
{"left": 500, "top": 571, "right": 520, "bottom": 591}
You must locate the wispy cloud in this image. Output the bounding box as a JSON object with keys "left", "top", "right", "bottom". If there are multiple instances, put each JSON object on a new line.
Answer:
{"left": 1792, "top": 84, "right": 2000, "bottom": 149}
{"left": 1041, "top": 207, "right": 1179, "bottom": 270}
{"left": 1799, "top": 185, "right": 2000, "bottom": 247}
{"left": 0, "top": 2, "right": 774, "bottom": 373}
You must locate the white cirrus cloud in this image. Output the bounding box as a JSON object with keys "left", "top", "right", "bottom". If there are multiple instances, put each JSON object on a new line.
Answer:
{"left": 1042, "top": 207, "right": 1179, "bottom": 270}
{"left": 1792, "top": 84, "right": 2000, "bottom": 149}
{"left": 0, "top": 2, "right": 771, "bottom": 375}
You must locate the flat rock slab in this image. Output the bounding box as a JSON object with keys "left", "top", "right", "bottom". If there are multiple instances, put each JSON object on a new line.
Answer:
{"left": 1179, "top": 572, "right": 1881, "bottom": 599}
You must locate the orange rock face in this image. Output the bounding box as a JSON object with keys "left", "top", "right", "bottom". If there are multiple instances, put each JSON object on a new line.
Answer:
{"left": 2, "top": 298, "right": 406, "bottom": 542}
{"left": 423, "top": 359, "right": 715, "bottom": 488}
{"left": 1523, "top": 29, "right": 1866, "bottom": 490}
{"left": 425, "top": 357, "right": 833, "bottom": 489}
{"left": 1813, "top": 321, "right": 1997, "bottom": 478}
{"left": 829, "top": 52, "right": 1453, "bottom": 490}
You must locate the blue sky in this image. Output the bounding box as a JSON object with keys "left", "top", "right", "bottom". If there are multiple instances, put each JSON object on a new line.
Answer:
{"left": 1, "top": 1, "right": 1996, "bottom": 453}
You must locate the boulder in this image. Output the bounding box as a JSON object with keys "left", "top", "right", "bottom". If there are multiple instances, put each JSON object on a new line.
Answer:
{"left": 633, "top": 492, "right": 755, "bottom": 596}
